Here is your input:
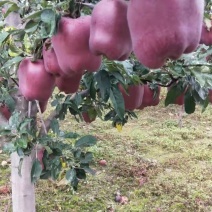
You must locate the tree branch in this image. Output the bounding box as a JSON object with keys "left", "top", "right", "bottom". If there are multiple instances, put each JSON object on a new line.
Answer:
{"left": 39, "top": 89, "right": 89, "bottom": 136}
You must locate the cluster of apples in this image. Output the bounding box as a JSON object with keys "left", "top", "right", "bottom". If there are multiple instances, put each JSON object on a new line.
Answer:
{"left": 119, "top": 84, "right": 161, "bottom": 111}
{"left": 15, "top": 0, "right": 209, "bottom": 118}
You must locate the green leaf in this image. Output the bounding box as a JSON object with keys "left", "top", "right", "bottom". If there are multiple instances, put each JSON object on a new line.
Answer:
{"left": 1, "top": 56, "right": 23, "bottom": 70}
{"left": 51, "top": 157, "right": 62, "bottom": 180}
{"left": 110, "top": 84, "right": 125, "bottom": 119}
{"left": 75, "top": 135, "right": 97, "bottom": 148}
{"left": 184, "top": 92, "right": 196, "bottom": 114}
{"left": 66, "top": 168, "right": 76, "bottom": 182}
{"left": 5, "top": 95, "right": 16, "bottom": 111}
{"left": 81, "top": 163, "right": 96, "bottom": 175}
{"left": 71, "top": 176, "right": 79, "bottom": 191}
{"left": 4, "top": 3, "right": 19, "bottom": 18}
{"left": 50, "top": 118, "right": 60, "bottom": 135}
{"left": 41, "top": 9, "right": 55, "bottom": 23}
{"left": 0, "top": 31, "right": 10, "bottom": 45}
{"left": 44, "top": 146, "right": 53, "bottom": 155}
{"left": 31, "top": 159, "right": 42, "bottom": 183}
{"left": 95, "top": 69, "right": 111, "bottom": 102}
{"left": 24, "top": 20, "right": 39, "bottom": 33}
{"left": 15, "top": 137, "right": 28, "bottom": 149}
{"left": 41, "top": 9, "right": 56, "bottom": 37}
{"left": 165, "top": 85, "right": 184, "bottom": 106}
{"left": 0, "top": 1, "right": 13, "bottom": 7}
{"left": 80, "top": 152, "right": 93, "bottom": 163}
{"left": 23, "top": 10, "right": 43, "bottom": 21}
{"left": 75, "top": 168, "right": 86, "bottom": 179}
{"left": 3, "top": 142, "right": 16, "bottom": 153}
{"left": 17, "top": 147, "right": 24, "bottom": 158}
{"left": 60, "top": 131, "right": 79, "bottom": 139}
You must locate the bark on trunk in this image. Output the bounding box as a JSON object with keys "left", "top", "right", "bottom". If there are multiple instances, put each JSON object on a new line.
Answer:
{"left": 11, "top": 152, "right": 36, "bottom": 212}
{"left": 3, "top": 3, "right": 38, "bottom": 212}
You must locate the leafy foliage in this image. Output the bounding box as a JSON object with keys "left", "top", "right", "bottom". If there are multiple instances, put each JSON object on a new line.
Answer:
{"left": 1, "top": 0, "right": 212, "bottom": 193}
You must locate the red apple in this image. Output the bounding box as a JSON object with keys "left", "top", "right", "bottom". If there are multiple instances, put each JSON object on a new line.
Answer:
{"left": 52, "top": 16, "right": 102, "bottom": 76}
{"left": 138, "top": 85, "right": 161, "bottom": 109}
{"left": 37, "top": 148, "right": 45, "bottom": 170}
{"left": 0, "top": 104, "right": 11, "bottom": 120}
{"left": 39, "top": 100, "right": 48, "bottom": 113}
{"left": 18, "top": 58, "right": 55, "bottom": 102}
{"left": 200, "top": 23, "right": 212, "bottom": 46}
{"left": 99, "top": 159, "right": 107, "bottom": 166}
{"left": 89, "top": 0, "right": 132, "bottom": 61}
{"left": 167, "top": 86, "right": 185, "bottom": 105}
{"left": 127, "top": 0, "right": 204, "bottom": 68}
{"left": 208, "top": 89, "right": 212, "bottom": 103}
{"left": 119, "top": 84, "right": 144, "bottom": 110}
{"left": 82, "top": 112, "right": 96, "bottom": 123}
{"left": 42, "top": 39, "right": 63, "bottom": 76}
{"left": 55, "top": 72, "right": 83, "bottom": 94}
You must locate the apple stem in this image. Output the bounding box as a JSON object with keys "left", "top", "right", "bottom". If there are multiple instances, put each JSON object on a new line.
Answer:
{"left": 27, "top": 101, "right": 32, "bottom": 131}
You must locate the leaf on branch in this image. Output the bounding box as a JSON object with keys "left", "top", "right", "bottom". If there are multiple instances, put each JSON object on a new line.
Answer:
{"left": 0, "top": 1, "right": 14, "bottom": 7}
{"left": 110, "top": 84, "right": 125, "bottom": 119}
{"left": 4, "top": 3, "right": 20, "bottom": 18}
{"left": 80, "top": 163, "right": 96, "bottom": 175}
{"left": 184, "top": 94, "right": 196, "bottom": 114}
{"left": 24, "top": 20, "right": 39, "bottom": 33}
{"left": 75, "top": 135, "right": 97, "bottom": 148}
{"left": 1, "top": 56, "right": 23, "bottom": 70}
{"left": 0, "top": 31, "right": 10, "bottom": 45}
{"left": 23, "top": 10, "right": 43, "bottom": 21}
{"left": 40, "top": 9, "right": 57, "bottom": 37}
{"left": 95, "top": 69, "right": 111, "bottom": 102}
{"left": 80, "top": 152, "right": 93, "bottom": 164}
{"left": 50, "top": 118, "right": 60, "bottom": 135}
{"left": 31, "top": 159, "right": 42, "bottom": 183}
{"left": 165, "top": 84, "right": 184, "bottom": 106}
{"left": 66, "top": 168, "right": 79, "bottom": 190}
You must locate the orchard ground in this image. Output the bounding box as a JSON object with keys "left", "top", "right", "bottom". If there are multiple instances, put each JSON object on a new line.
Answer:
{"left": 0, "top": 90, "right": 212, "bottom": 212}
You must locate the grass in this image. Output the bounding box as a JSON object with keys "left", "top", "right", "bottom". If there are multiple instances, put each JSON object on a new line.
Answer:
{"left": 0, "top": 94, "right": 212, "bottom": 212}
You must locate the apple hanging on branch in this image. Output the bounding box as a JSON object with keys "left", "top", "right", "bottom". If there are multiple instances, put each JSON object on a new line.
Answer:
{"left": 18, "top": 58, "right": 55, "bottom": 102}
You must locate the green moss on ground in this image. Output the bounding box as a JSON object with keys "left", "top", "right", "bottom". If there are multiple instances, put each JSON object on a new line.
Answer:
{"left": 0, "top": 97, "right": 212, "bottom": 212}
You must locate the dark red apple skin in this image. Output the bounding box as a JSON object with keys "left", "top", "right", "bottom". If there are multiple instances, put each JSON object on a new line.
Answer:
{"left": 127, "top": 0, "right": 204, "bottom": 69}
{"left": 119, "top": 84, "right": 144, "bottom": 111}
{"left": 174, "top": 95, "right": 184, "bottom": 105}
{"left": 89, "top": 0, "right": 132, "bottom": 61}
{"left": 0, "top": 105, "right": 11, "bottom": 120}
{"left": 42, "top": 39, "right": 63, "bottom": 76}
{"left": 200, "top": 23, "right": 212, "bottom": 46}
{"left": 52, "top": 16, "right": 102, "bottom": 76}
{"left": 208, "top": 90, "right": 212, "bottom": 103}
{"left": 37, "top": 148, "right": 45, "bottom": 170}
{"left": 18, "top": 58, "right": 55, "bottom": 102}
{"left": 138, "top": 85, "right": 161, "bottom": 109}
{"left": 39, "top": 101, "right": 48, "bottom": 113}
{"left": 167, "top": 86, "right": 185, "bottom": 106}
{"left": 82, "top": 112, "right": 96, "bottom": 123}
{"left": 55, "top": 72, "right": 83, "bottom": 94}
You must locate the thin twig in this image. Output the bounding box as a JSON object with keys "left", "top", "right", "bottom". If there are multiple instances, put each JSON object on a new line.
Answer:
{"left": 35, "top": 100, "right": 47, "bottom": 135}
{"left": 76, "top": 2, "right": 95, "bottom": 9}
{"left": 39, "top": 89, "right": 89, "bottom": 136}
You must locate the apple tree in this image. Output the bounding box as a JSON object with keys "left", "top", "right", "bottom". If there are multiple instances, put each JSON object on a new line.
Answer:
{"left": 1, "top": 0, "right": 212, "bottom": 211}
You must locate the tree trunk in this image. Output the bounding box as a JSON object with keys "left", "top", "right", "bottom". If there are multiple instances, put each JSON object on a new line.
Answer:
{"left": 11, "top": 152, "right": 36, "bottom": 212}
